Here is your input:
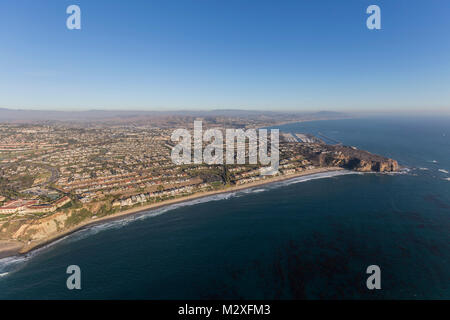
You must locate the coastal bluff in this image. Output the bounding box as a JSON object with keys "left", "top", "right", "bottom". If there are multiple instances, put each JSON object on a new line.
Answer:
{"left": 317, "top": 145, "right": 399, "bottom": 172}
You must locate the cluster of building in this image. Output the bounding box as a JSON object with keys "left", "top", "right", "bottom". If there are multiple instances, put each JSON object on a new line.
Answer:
{"left": 0, "top": 122, "right": 338, "bottom": 220}
{"left": 112, "top": 184, "right": 209, "bottom": 208}
{"left": 0, "top": 196, "right": 71, "bottom": 215}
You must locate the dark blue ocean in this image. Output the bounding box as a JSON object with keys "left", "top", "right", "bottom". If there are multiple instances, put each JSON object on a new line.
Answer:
{"left": 0, "top": 117, "right": 449, "bottom": 299}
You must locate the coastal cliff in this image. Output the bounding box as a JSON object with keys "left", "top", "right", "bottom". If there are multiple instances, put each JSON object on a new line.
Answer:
{"left": 317, "top": 145, "right": 399, "bottom": 172}
{"left": 0, "top": 167, "right": 345, "bottom": 256}
{"left": 0, "top": 142, "right": 400, "bottom": 258}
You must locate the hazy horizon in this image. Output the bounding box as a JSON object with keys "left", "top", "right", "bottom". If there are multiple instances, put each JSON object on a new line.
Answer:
{"left": 1, "top": 106, "right": 449, "bottom": 115}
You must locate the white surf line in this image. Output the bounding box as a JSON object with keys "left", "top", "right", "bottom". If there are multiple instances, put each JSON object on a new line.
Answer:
{"left": 0, "top": 170, "right": 368, "bottom": 272}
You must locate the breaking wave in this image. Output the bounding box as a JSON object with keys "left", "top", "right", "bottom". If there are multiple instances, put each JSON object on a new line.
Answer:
{"left": 0, "top": 169, "right": 358, "bottom": 275}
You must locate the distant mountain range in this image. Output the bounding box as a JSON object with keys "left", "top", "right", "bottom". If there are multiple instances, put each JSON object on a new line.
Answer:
{"left": 0, "top": 108, "right": 349, "bottom": 123}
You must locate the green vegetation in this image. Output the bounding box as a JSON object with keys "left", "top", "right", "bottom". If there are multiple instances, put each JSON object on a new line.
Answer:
{"left": 96, "top": 203, "right": 116, "bottom": 217}
{"left": 221, "top": 165, "right": 234, "bottom": 185}
{"left": 65, "top": 208, "right": 92, "bottom": 227}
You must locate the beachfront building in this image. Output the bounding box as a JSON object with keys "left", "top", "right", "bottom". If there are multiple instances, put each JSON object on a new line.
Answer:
{"left": 0, "top": 196, "right": 71, "bottom": 215}
{"left": 0, "top": 199, "right": 39, "bottom": 214}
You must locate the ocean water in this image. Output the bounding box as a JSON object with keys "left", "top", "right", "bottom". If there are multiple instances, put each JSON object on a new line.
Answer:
{"left": 0, "top": 116, "right": 449, "bottom": 299}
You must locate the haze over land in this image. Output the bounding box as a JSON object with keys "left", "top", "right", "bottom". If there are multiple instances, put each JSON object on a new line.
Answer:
{"left": 0, "top": 108, "right": 348, "bottom": 124}
{"left": 0, "top": 108, "right": 398, "bottom": 258}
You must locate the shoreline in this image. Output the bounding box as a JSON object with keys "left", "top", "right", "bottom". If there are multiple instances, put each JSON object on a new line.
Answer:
{"left": 0, "top": 166, "right": 345, "bottom": 260}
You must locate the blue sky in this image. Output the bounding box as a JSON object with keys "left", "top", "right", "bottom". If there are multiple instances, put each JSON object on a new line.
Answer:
{"left": 0, "top": 0, "right": 449, "bottom": 112}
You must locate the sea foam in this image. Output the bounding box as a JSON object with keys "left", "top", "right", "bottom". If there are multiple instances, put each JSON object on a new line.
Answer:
{"left": 0, "top": 170, "right": 357, "bottom": 274}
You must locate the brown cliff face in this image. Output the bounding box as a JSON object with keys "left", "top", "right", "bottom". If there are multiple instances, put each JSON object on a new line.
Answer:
{"left": 318, "top": 146, "right": 399, "bottom": 172}
{"left": 351, "top": 158, "right": 399, "bottom": 172}
{"left": 378, "top": 158, "right": 399, "bottom": 172}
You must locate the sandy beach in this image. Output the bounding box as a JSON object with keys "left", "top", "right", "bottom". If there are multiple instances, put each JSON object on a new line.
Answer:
{"left": 0, "top": 167, "right": 344, "bottom": 259}
{"left": 0, "top": 240, "right": 24, "bottom": 259}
